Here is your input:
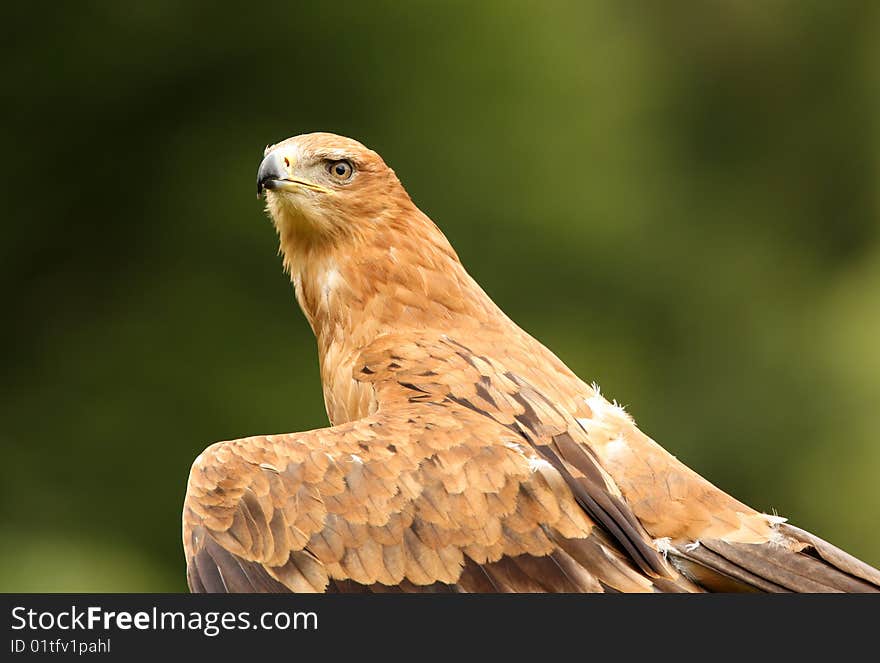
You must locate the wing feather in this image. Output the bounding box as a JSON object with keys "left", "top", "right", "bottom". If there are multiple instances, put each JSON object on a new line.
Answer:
{"left": 185, "top": 332, "right": 879, "bottom": 592}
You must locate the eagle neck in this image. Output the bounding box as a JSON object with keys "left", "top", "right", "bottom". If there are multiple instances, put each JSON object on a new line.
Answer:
{"left": 286, "top": 215, "right": 505, "bottom": 367}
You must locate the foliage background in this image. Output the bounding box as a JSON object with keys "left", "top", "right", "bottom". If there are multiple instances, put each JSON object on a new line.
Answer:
{"left": 2, "top": 1, "right": 878, "bottom": 590}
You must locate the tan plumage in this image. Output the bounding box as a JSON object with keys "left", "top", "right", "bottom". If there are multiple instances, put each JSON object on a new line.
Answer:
{"left": 183, "top": 132, "right": 880, "bottom": 593}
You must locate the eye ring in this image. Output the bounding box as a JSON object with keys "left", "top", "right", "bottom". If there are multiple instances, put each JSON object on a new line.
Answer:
{"left": 326, "top": 159, "right": 354, "bottom": 181}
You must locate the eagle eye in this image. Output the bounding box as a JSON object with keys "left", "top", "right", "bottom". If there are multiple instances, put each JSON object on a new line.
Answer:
{"left": 327, "top": 159, "right": 354, "bottom": 181}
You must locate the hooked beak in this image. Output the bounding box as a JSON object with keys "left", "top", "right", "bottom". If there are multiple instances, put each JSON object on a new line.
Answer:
{"left": 256, "top": 150, "right": 333, "bottom": 197}
{"left": 256, "top": 150, "right": 287, "bottom": 196}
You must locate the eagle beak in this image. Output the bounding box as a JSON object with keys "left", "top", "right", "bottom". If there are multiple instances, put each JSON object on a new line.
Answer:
{"left": 257, "top": 151, "right": 333, "bottom": 197}
{"left": 257, "top": 150, "right": 288, "bottom": 196}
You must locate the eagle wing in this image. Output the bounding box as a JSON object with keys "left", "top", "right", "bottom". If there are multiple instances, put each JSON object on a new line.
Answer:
{"left": 183, "top": 333, "right": 880, "bottom": 592}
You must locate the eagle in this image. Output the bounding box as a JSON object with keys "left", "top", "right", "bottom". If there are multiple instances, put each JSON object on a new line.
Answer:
{"left": 182, "top": 132, "right": 880, "bottom": 593}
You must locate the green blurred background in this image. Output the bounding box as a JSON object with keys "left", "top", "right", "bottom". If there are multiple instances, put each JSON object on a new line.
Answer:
{"left": 2, "top": 1, "right": 878, "bottom": 591}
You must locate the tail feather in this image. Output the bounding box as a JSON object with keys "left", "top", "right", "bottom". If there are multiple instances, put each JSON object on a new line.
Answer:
{"left": 667, "top": 524, "right": 880, "bottom": 593}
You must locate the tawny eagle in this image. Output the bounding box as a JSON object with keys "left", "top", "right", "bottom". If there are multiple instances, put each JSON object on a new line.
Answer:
{"left": 182, "top": 133, "right": 880, "bottom": 593}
